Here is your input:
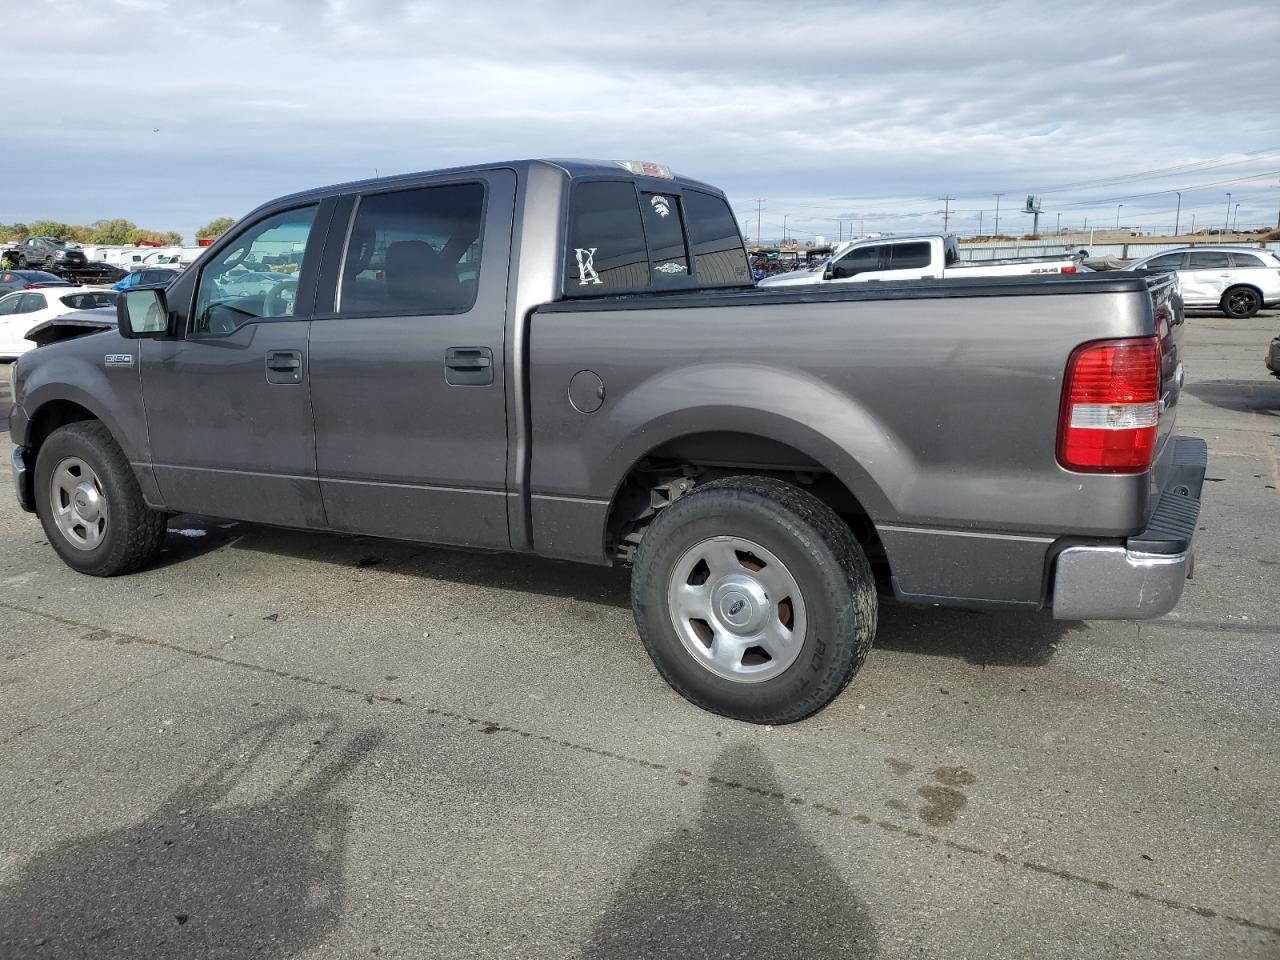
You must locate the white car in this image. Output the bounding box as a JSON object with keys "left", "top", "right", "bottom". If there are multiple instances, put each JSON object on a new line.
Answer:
{"left": 0, "top": 286, "right": 117, "bottom": 359}
{"left": 1123, "top": 247, "right": 1280, "bottom": 318}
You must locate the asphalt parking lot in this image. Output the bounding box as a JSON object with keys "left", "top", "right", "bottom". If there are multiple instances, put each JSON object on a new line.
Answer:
{"left": 1, "top": 311, "right": 1278, "bottom": 959}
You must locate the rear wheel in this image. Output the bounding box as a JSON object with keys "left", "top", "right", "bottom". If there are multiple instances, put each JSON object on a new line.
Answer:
{"left": 1221, "top": 286, "right": 1261, "bottom": 319}
{"left": 630, "top": 476, "right": 877, "bottom": 724}
{"left": 34, "top": 421, "right": 167, "bottom": 576}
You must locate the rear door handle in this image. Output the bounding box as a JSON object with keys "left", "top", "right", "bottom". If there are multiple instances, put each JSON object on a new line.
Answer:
{"left": 445, "top": 346, "right": 493, "bottom": 385}
{"left": 265, "top": 349, "right": 303, "bottom": 384}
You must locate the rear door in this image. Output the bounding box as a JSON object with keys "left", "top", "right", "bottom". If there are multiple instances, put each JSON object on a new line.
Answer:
{"left": 873, "top": 240, "right": 938, "bottom": 281}
{"left": 1180, "top": 250, "right": 1232, "bottom": 306}
{"left": 307, "top": 169, "right": 516, "bottom": 548}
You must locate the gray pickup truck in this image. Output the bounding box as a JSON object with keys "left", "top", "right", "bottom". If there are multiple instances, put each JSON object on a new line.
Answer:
{"left": 6, "top": 159, "right": 1207, "bottom": 723}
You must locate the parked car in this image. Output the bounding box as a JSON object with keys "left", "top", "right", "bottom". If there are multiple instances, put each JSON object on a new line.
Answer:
{"left": 112, "top": 267, "right": 182, "bottom": 292}
{"left": 8, "top": 237, "right": 89, "bottom": 273}
{"left": 0, "top": 270, "right": 72, "bottom": 296}
{"left": 0, "top": 286, "right": 117, "bottom": 359}
{"left": 7, "top": 159, "right": 1206, "bottom": 724}
{"left": 759, "top": 233, "right": 1082, "bottom": 287}
{"left": 1123, "top": 247, "right": 1280, "bottom": 318}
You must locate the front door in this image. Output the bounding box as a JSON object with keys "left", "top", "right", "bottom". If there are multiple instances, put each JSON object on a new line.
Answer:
{"left": 140, "top": 201, "right": 333, "bottom": 528}
{"left": 307, "top": 170, "right": 516, "bottom": 548}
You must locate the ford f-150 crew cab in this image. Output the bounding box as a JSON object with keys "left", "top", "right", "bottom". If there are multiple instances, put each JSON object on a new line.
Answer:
{"left": 759, "top": 232, "right": 1082, "bottom": 287}
{"left": 7, "top": 159, "right": 1207, "bottom": 723}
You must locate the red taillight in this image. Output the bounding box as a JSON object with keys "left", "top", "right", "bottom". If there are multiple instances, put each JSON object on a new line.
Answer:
{"left": 1061, "top": 265, "right": 1077, "bottom": 273}
{"left": 1058, "top": 337, "right": 1160, "bottom": 473}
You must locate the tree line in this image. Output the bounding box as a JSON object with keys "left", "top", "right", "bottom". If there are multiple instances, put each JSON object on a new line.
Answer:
{"left": 0, "top": 217, "right": 237, "bottom": 247}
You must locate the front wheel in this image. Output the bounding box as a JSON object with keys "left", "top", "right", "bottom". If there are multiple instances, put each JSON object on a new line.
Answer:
{"left": 34, "top": 421, "right": 167, "bottom": 576}
{"left": 1221, "top": 286, "right": 1261, "bottom": 319}
{"left": 630, "top": 476, "right": 877, "bottom": 724}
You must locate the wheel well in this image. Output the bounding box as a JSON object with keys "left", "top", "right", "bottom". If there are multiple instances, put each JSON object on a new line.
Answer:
{"left": 605, "top": 431, "right": 886, "bottom": 570}
{"left": 1222, "top": 283, "right": 1263, "bottom": 299}
{"left": 27, "top": 400, "right": 98, "bottom": 451}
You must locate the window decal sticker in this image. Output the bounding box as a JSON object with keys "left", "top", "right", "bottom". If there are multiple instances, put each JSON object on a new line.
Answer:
{"left": 650, "top": 195, "right": 672, "bottom": 218}
{"left": 574, "top": 247, "right": 603, "bottom": 286}
{"left": 655, "top": 262, "right": 686, "bottom": 274}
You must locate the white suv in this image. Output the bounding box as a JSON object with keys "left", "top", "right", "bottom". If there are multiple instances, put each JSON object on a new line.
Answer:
{"left": 1124, "top": 246, "right": 1280, "bottom": 318}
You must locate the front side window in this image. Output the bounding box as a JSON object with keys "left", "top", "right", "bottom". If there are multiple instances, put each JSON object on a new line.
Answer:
{"left": 1143, "top": 253, "right": 1184, "bottom": 271}
{"left": 832, "top": 245, "right": 880, "bottom": 278}
{"left": 339, "top": 183, "right": 485, "bottom": 317}
{"left": 1188, "top": 251, "right": 1231, "bottom": 269}
{"left": 565, "top": 181, "right": 650, "bottom": 294}
{"left": 888, "top": 242, "right": 932, "bottom": 270}
{"left": 192, "top": 205, "right": 318, "bottom": 335}
{"left": 684, "top": 191, "right": 751, "bottom": 285}
{"left": 0, "top": 294, "right": 20, "bottom": 316}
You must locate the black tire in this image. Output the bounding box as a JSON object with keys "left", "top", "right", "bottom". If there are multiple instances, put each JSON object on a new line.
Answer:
{"left": 33, "top": 421, "right": 167, "bottom": 576}
{"left": 12, "top": 254, "right": 26, "bottom": 269}
{"left": 631, "top": 476, "right": 877, "bottom": 724}
{"left": 1221, "top": 286, "right": 1261, "bottom": 319}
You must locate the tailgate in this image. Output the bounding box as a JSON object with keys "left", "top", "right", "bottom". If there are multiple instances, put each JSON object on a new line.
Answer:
{"left": 1148, "top": 272, "right": 1185, "bottom": 501}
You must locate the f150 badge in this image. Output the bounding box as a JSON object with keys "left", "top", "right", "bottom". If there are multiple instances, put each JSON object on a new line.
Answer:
{"left": 104, "top": 354, "right": 134, "bottom": 368}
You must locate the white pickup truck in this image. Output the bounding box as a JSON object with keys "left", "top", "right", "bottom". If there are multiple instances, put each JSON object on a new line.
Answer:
{"left": 759, "top": 233, "right": 1083, "bottom": 287}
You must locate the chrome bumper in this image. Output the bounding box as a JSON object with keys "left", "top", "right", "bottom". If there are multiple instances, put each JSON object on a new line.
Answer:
{"left": 1052, "top": 545, "right": 1191, "bottom": 619}
{"left": 1051, "top": 435, "right": 1206, "bottom": 621}
{"left": 11, "top": 446, "right": 33, "bottom": 513}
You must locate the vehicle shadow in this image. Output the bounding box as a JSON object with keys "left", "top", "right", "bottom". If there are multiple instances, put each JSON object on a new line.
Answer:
{"left": 1185, "top": 378, "right": 1280, "bottom": 414}
{"left": 152, "top": 520, "right": 1068, "bottom": 668}
{"left": 582, "top": 742, "right": 878, "bottom": 958}
{"left": 0, "top": 710, "right": 384, "bottom": 960}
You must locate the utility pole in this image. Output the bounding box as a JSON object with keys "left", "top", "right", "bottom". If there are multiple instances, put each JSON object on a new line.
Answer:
{"left": 992, "top": 194, "right": 1003, "bottom": 237}
{"left": 1224, "top": 192, "right": 1231, "bottom": 234}
{"left": 783, "top": 214, "right": 789, "bottom": 245}
{"left": 977, "top": 210, "right": 983, "bottom": 236}
{"left": 1055, "top": 212, "right": 1061, "bottom": 235}
{"left": 1174, "top": 192, "right": 1181, "bottom": 237}
{"left": 752, "top": 198, "right": 765, "bottom": 246}
{"left": 1232, "top": 203, "right": 1240, "bottom": 232}
{"left": 1190, "top": 213, "right": 1196, "bottom": 234}
{"left": 939, "top": 196, "right": 954, "bottom": 231}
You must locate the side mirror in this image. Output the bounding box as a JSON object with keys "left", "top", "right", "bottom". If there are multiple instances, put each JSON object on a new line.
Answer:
{"left": 118, "top": 287, "right": 173, "bottom": 339}
{"left": 823, "top": 264, "right": 834, "bottom": 280}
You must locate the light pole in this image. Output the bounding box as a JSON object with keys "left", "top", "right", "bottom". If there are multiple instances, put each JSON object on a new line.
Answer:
{"left": 1056, "top": 212, "right": 1061, "bottom": 235}
{"left": 1115, "top": 203, "right": 1123, "bottom": 230}
{"left": 1224, "top": 192, "right": 1231, "bottom": 233}
{"left": 993, "top": 193, "right": 1003, "bottom": 236}
{"left": 1173, "top": 191, "right": 1181, "bottom": 236}
{"left": 783, "top": 214, "right": 789, "bottom": 245}
{"left": 753, "top": 198, "right": 765, "bottom": 246}
{"left": 1190, "top": 213, "right": 1196, "bottom": 234}
{"left": 1232, "top": 203, "right": 1240, "bottom": 232}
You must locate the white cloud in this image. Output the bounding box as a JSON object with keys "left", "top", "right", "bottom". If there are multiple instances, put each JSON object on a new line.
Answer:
{"left": 4, "top": 0, "right": 1278, "bottom": 239}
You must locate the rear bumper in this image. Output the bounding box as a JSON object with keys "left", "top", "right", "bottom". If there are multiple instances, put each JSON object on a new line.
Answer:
{"left": 1051, "top": 436, "right": 1206, "bottom": 620}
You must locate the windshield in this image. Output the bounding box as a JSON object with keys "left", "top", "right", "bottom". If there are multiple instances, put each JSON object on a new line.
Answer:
{"left": 41, "top": 238, "right": 70, "bottom": 249}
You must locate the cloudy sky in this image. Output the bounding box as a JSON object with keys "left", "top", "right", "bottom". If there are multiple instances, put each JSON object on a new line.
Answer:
{"left": 4, "top": 0, "right": 1279, "bottom": 242}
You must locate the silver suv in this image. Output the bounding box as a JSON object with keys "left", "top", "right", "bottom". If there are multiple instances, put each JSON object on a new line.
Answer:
{"left": 1124, "top": 246, "right": 1280, "bottom": 318}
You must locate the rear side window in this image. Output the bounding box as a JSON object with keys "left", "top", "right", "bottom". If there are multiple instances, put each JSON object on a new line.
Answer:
{"left": 1188, "top": 251, "right": 1231, "bottom": 269}
{"left": 565, "top": 181, "right": 650, "bottom": 293}
{"left": 1230, "top": 252, "right": 1264, "bottom": 268}
{"left": 340, "top": 183, "right": 485, "bottom": 316}
{"left": 888, "top": 242, "right": 931, "bottom": 270}
{"left": 20, "top": 293, "right": 48, "bottom": 312}
{"left": 683, "top": 191, "right": 750, "bottom": 285}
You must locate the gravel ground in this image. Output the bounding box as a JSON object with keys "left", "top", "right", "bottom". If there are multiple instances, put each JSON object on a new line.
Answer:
{"left": 0, "top": 310, "right": 1277, "bottom": 959}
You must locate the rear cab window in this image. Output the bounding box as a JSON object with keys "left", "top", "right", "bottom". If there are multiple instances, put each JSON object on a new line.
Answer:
{"left": 564, "top": 179, "right": 750, "bottom": 296}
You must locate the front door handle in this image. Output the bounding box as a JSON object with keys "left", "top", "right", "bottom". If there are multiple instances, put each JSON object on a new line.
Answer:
{"left": 445, "top": 346, "right": 493, "bottom": 385}
{"left": 265, "top": 349, "right": 303, "bottom": 384}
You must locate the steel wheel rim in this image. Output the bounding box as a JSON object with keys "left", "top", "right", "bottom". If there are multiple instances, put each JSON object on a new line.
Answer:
{"left": 49, "top": 456, "right": 108, "bottom": 551}
{"left": 666, "top": 535, "right": 807, "bottom": 683}
{"left": 1228, "top": 290, "right": 1256, "bottom": 315}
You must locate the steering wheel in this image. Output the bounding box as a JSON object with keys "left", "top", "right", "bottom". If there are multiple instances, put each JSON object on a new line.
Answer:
{"left": 263, "top": 278, "right": 299, "bottom": 318}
